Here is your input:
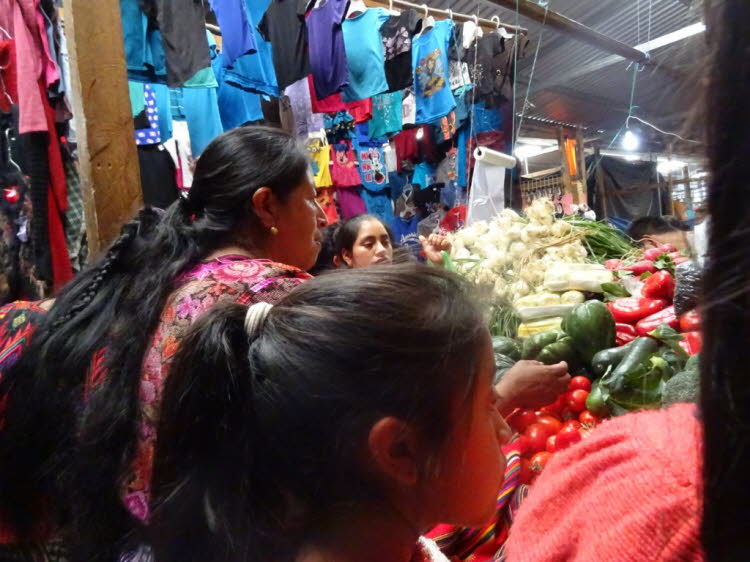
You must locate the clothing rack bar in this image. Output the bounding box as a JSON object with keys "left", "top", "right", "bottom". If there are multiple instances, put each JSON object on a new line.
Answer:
{"left": 370, "top": 0, "right": 528, "bottom": 34}
{"left": 485, "top": 0, "right": 649, "bottom": 63}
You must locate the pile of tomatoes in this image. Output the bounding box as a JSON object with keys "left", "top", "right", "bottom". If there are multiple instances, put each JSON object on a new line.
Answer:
{"left": 507, "top": 376, "right": 606, "bottom": 485}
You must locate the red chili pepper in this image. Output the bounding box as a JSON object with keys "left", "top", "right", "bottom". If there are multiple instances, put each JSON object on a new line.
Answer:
{"left": 679, "top": 310, "right": 701, "bottom": 332}
{"left": 678, "top": 331, "right": 702, "bottom": 355}
{"left": 635, "top": 305, "right": 679, "bottom": 336}
{"left": 615, "top": 323, "right": 638, "bottom": 346}
{"left": 605, "top": 259, "right": 623, "bottom": 271}
{"left": 607, "top": 297, "right": 669, "bottom": 324}
{"left": 641, "top": 270, "right": 675, "bottom": 300}
{"left": 626, "top": 260, "right": 657, "bottom": 275}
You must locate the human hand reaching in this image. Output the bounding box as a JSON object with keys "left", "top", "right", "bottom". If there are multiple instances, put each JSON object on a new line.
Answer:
{"left": 494, "top": 360, "right": 571, "bottom": 416}
{"left": 419, "top": 233, "right": 452, "bottom": 266}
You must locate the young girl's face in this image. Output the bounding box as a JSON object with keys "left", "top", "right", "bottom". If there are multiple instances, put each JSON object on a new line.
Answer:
{"left": 426, "top": 333, "right": 512, "bottom": 527}
{"left": 343, "top": 219, "right": 394, "bottom": 268}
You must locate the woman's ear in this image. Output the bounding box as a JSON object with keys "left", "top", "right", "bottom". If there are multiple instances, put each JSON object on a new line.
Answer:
{"left": 251, "top": 186, "right": 279, "bottom": 229}
{"left": 341, "top": 249, "right": 353, "bottom": 267}
{"left": 367, "top": 417, "right": 420, "bottom": 486}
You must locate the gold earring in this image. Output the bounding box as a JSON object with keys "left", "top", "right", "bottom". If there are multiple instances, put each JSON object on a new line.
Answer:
{"left": 270, "top": 226, "right": 279, "bottom": 235}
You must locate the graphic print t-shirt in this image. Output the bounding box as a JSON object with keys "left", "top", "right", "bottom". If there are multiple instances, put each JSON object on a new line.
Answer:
{"left": 369, "top": 90, "right": 403, "bottom": 139}
{"left": 354, "top": 141, "right": 389, "bottom": 190}
{"left": 258, "top": 0, "right": 311, "bottom": 90}
{"left": 381, "top": 9, "right": 422, "bottom": 92}
{"left": 341, "top": 8, "right": 391, "bottom": 101}
{"left": 412, "top": 20, "right": 456, "bottom": 124}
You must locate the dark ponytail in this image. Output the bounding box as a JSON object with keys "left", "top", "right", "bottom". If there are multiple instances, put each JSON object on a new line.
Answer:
{"left": 0, "top": 126, "right": 310, "bottom": 560}
{"left": 148, "top": 265, "right": 487, "bottom": 562}
{"left": 701, "top": 0, "right": 750, "bottom": 557}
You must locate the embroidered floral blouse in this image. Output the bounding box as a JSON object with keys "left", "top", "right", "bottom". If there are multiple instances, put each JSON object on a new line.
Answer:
{"left": 124, "top": 257, "right": 311, "bottom": 520}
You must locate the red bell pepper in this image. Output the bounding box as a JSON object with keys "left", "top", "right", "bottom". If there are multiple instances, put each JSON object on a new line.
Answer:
{"left": 607, "top": 297, "right": 669, "bottom": 324}
{"left": 635, "top": 305, "right": 679, "bottom": 336}
{"left": 678, "top": 331, "right": 702, "bottom": 355}
{"left": 626, "top": 260, "right": 657, "bottom": 275}
{"left": 605, "top": 259, "right": 624, "bottom": 271}
{"left": 615, "top": 323, "right": 638, "bottom": 346}
{"left": 679, "top": 310, "right": 701, "bottom": 332}
{"left": 641, "top": 270, "right": 675, "bottom": 300}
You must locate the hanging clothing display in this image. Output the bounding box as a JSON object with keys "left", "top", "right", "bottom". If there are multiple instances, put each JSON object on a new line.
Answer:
{"left": 353, "top": 140, "right": 388, "bottom": 190}
{"left": 336, "top": 186, "right": 367, "bottom": 220}
{"left": 134, "top": 84, "right": 162, "bottom": 145}
{"left": 305, "top": 0, "right": 349, "bottom": 99}
{"left": 412, "top": 19, "right": 456, "bottom": 124}
{"left": 208, "top": 0, "right": 257, "bottom": 68}
{"left": 258, "top": 0, "right": 311, "bottom": 91}
{"left": 213, "top": 58, "right": 264, "bottom": 130}
{"left": 381, "top": 8, "right": 421, "bottom": 92}
{"left": 369, "top": 91, "right": 403, "bottom": 139}
{"left": 341, "top": 8, "right": 391, "bottom": 102}
{"left": 281, "top": 77, "right": 325, "bottom": 138}
{"left": 330, "top": 141, "right": 361, "bottom": 188}
{"left": 224, "top": 0, "right": 280, "bottom": 97}
{"left": 316, "top": 187, "right": 339, "bottom": 225}
{"left": 310, "top": 143, "right": 333, "bottom": 188}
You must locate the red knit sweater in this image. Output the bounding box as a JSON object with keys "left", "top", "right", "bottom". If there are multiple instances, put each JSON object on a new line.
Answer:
{"left": 505, "top": 404, "right": 704, "bottom": 561}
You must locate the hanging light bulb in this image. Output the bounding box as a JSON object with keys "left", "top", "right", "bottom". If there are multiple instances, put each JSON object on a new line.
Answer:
{"left": 622, "top": 129, "right": 640, "bottom": 152}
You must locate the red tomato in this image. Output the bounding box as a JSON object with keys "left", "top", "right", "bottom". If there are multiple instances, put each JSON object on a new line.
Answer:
{"left": 516, "top": 435, "right": 531, "bottom": 457}
{"left": 507, "top": 408, "right": 537, "bottom": 433}
{"left": 530, "top": 451, "right": 552, "bottom": 473}
{"left": 546, "top": 434, "right": 558, "bottom": 453}
{"left": 539, "top": 395, "right": 565, "bottom": 417}
{"left": 569, "top": 376, "right": 592, "bottom": 393}
{"left": 535, "top": 415, "right": 563, "bottom": 435}
{"left": 524, "top": 423, "right": 551, "bottom": 454}
{"left": 519, "top": 457, "right": 533, "bottom": 484}
{"left": 556, "top": 425, "right": 583, "bottom": 450}
{"left": 559, "top": 406, "right": 578, "bottom": 421}
{"left": 567, "top": 389, "right": 589, "bottom": 413}
{"left": 562, "top": 420, "right": 582, "bottom": 431}
{"left": 579, "top": 410, "right": 601, "bottom": 426}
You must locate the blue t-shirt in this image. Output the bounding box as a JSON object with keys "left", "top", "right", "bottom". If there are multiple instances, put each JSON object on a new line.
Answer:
{"left": 369, "top": 90, "right": 403, "bottom": 139}
{"left": 213, "top": 57, "right": 263, "bottom": 130}
{"left": 412, "top": 20, "right": 456, "bottom": 124}
{"left": 342, "top": 8, "right": 391, "bottom": 102}
{"left": 391, "top": 215, "right": 421, "bottom": 259}
{"left": 208, "top": 0, "right": 257, "bottom": 68}
{"left": 223, "top": 0, "right": 279, "bottom": 97}
{"left": 412, "top": 161, "right": 437, "bottom": 189}
{"left": 354, "top": 141, "right": 389, "bottom": 191}
{"left": 361, "top": 187, "right": 393, "bottom": 223}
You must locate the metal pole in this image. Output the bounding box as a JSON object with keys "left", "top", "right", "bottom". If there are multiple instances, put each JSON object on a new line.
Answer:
{"left": 485, "top": 0, "right": 649, "bottom": 63}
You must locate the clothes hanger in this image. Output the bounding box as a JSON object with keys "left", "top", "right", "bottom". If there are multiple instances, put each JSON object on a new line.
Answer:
{"left": 4, "top": 129, "right": 22, "bottom": 176}
{"left": 491, "top": 15, "right": 514, "bottom": 39}
{"left": 346, "top": 0, "right": 367, "bottom": 18}
{"left": 0, "top": 26, "right": 10, "bottom": 40}
{"left": 387, "top": 0, "right": 399, "bottom": 15}
{"left": 417, "top": 4, "right": 435, "bottom": 35}
{"left": 447, "top": 9, "right": 453, "bottom": 20}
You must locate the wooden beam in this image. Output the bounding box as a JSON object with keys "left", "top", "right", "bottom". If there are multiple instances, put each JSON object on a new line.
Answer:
{"left": 484, "top": 0, "right": 649, "bottom": 63}
{"left": 62, "top": 0, "right": 142, "bottom": 255}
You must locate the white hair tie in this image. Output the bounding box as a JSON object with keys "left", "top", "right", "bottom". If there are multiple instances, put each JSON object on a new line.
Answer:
{"left": 244, "top": 302, "right": 273, "bottom": 337}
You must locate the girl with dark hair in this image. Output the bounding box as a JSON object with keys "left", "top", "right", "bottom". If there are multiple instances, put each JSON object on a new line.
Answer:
{"left": 314, "top": 214, "right": 452, "bottom": 270}
{"left": 146, "top": 265, "right": 512, "bottom": 562}
{"left": 0, "top": 126, "right": 327, "bottom": 560}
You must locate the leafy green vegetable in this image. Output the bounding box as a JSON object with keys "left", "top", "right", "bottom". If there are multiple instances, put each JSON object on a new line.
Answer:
{"left": 662, "top": 353, "right": 700, "bottom": 407}
{"left": 654, "top": 254, "right": 675, "bottom": 272}
{"left": 564, "top": 218, "right": 637, "bottom": 261}
{"left": 648, "top": 323, "right": 689, "bottom": 362}
{"left": 601, "top": 282, "right": 631, "bottom": 302}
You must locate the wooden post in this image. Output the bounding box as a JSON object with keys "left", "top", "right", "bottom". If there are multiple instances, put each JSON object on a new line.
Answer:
{"left": 575, "top": 128, "right": 588, "bottom": 205}
{"left": 557, "top": 126, "right": 573, "bottom": 199}
{"left": 63, "top": 0, "right": 142, "bottom": 255}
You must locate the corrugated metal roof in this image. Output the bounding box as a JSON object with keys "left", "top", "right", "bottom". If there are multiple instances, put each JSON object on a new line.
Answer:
{"left": 423, "top": 0, "right": 705, "bottom": 151}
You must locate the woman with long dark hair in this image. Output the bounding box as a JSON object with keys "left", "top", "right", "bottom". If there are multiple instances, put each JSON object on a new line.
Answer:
{"left": 0, "top": 126, "right": 327, "bottom": 560}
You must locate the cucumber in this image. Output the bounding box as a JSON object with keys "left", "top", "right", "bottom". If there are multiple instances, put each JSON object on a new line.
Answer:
{"left": 590, "top": 339, "right": 637, "bottom": 378}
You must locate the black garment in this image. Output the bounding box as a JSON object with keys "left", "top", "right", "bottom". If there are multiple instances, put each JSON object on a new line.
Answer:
{"left": 258, "top": 0, "right": 311, "bottom": 90}
{"left": 150, "top": 0, "right": 211, "bottom": 87}
{"left": 464, "top": 33, "right": 502, "bottom": 105}
{"left": 381, "top": 9, "right": 421, "bottom": 92}
{"left": 137, "top": 145, "right": 179, "bottom": 209}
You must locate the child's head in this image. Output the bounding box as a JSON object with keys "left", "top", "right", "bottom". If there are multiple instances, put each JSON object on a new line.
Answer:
{"left": 627, "top": 215, "right": 690, "bottom": 250}
{"left": 335, "top": 214, "right": 396, "bottom": 268}
{"left": 148, "top": 265, "right": 509, "bottom": 561}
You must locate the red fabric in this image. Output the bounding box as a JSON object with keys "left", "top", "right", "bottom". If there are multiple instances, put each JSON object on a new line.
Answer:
{"left": 394, "top": 128, "right": 419, "bottom": 173}
{"left": 0, "top": 40, "right": 18, "bottom": 112}
{"left": 39, "top": 80, "right": 72, "bottom": 291}
{"left": 308, "top": 75, "right": 346, "bottom": 113}
{"left": 505, "top": 404, "right": 704, "bottom": 562}
{"left": 344, "top": 97, "right": 372, "bottom": 124}
{"left": 439, "top": 205, "right": 466, "bottom": 232}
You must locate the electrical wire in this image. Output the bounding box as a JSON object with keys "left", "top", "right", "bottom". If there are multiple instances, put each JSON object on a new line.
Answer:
{"left": 626, "top": 115, "right": 702, "bottom": 144}
{"left": 515, "top": 1, "right": 550, "bottom": 144}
